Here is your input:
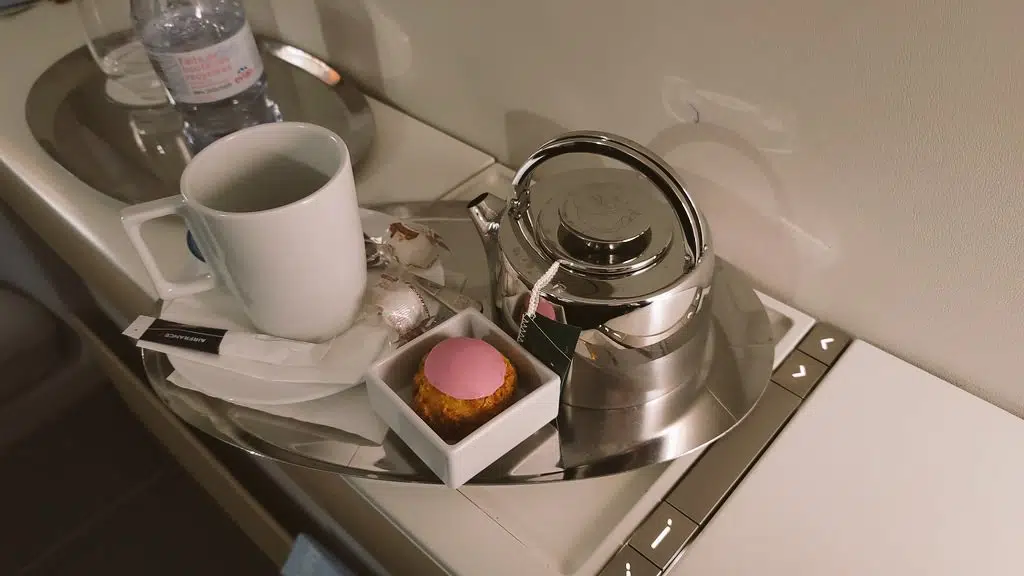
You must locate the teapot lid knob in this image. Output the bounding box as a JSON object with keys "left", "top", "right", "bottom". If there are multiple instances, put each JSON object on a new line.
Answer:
{"left": 536, "top": 176, "right": 673, "bottom": 275}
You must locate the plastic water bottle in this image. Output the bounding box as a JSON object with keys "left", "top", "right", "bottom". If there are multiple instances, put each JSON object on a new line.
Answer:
{"left": 131, "top": 0, "right": 281, "bottom": 150}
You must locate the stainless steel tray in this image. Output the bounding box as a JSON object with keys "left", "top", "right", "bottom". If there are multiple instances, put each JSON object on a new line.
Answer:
{"left": 26, "top": 36, "right": 374, "bottom": 206}
{"left": 144, "top": 201, "right": 775, "bottom": 484}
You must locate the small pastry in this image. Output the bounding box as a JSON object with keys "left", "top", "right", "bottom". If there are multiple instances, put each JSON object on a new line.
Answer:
{"left": 413, "top": 337, "right": 517, "bottom": 442}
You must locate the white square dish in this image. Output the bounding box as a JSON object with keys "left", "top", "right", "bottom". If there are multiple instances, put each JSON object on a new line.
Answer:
{"left": 365, "top": 308, "right": 561, "bottom": 488}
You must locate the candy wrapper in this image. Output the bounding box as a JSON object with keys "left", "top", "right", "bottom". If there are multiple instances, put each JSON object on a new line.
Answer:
{"left": 367, "top": 270, "right": 434, "bottom": 346}
{"left": 362, "top": 213, "right": 450, "bottom": 276}
{"left": 360, "top": 209, "right": 473, "bottom": 346}
{"left": 385, "top": 221, "right": 449, "bottom": 269}
{"left": 365, "top": 266, "right": 478, "bottom": 347}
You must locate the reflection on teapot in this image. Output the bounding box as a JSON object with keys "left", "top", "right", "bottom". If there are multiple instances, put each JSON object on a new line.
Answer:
{"left": 468, "top": 131, "right": 716, "bottom": 409}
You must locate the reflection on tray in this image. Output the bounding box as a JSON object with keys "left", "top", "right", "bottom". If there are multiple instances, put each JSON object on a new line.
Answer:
{"left": 26, "top": 37, "right": 374, "bottom": 206}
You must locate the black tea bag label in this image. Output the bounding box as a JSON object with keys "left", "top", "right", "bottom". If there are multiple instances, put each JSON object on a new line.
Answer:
{"left": 518, "top": 313, "right": 581, "bottom": 384}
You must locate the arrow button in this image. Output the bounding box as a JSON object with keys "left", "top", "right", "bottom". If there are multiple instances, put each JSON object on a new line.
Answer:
{"left": 798, "top": 323, "right": 851, "bottom": 366}
{"left": 599, "top": 546, "right": 661, "bottom": 576}
{"left": 627, "top": 503, "right": 697, "bottom": 569}
{"left": 772, "top": 351, "right": 827, "bottom": 398}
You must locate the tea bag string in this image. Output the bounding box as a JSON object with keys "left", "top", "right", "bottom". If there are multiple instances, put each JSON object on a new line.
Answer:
{"left": 526, "top": 259, "right": 564, "bottom": 319}
{"left": 518, "top": 259, "right": 565, "bottom": 340}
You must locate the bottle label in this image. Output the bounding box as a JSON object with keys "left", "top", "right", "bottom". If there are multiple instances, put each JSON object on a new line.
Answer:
{"left": 151, "top": 22, "right": 264, "bottom": 105}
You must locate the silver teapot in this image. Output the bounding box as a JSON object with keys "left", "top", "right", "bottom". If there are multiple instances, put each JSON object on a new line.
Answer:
{"left": 468, "top": 131, "right": 715, "bottom": 409}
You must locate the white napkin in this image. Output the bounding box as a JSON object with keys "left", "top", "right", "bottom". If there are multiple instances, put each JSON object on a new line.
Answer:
{"left": 160, "top": 290, "right": 392, "bottom": 385}
{"left": 167, "top": 372, "right": 388, "bottom": 445}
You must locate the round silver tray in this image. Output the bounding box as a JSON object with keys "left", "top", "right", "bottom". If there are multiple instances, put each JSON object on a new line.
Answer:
{"left": 26, "top": 36, "right": 374, "bottom": 206}
{"left": 144, "top": 202, "right": 775, "bottom": 484}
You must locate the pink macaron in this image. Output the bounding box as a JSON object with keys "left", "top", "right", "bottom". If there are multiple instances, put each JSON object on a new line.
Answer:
{"left": 422, "top": 337, "right": 506, "bottom": 400}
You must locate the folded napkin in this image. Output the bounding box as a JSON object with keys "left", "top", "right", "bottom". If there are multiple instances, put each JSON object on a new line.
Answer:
{"left": 158, "top": 289, "right": 392, "bottom": 385}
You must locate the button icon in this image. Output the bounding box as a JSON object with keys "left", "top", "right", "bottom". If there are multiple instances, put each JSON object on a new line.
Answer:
{"left": 772, "top": 351, "right": 827, "bottom": 398}
{"left": 628, "top": 503, "right": 697, "bottom": 568}
{"left": 650, "top": 518, "right": 672, "bottom": 549}
{"left": 798, "top": 323, "right": 851, "bottom": 366}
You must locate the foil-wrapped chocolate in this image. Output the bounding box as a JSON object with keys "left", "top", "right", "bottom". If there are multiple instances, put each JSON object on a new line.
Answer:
{"left": 368, "top": 272, "right": 433, "bottom": 343}
{"left": 385, "top": 221, "right": 449, "bottom": 269}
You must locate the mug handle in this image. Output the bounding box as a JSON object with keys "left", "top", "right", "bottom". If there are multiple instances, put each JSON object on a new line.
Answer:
{"left": 121, "top": 196, "right": 217, "bottom": 300}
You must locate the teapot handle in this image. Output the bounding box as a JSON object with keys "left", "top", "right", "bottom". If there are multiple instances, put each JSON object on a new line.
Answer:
{"left": 510, "top": 131, "right": 706, "bottom": 260}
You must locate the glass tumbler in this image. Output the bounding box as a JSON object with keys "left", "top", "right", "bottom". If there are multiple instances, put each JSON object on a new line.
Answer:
{"left": 76, "top": 0, "right": 167, "bottom": 106}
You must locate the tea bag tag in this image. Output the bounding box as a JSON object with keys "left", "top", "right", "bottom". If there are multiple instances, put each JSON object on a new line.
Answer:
{"left": 517, "top": 261, "right": 581, "bottom": 384}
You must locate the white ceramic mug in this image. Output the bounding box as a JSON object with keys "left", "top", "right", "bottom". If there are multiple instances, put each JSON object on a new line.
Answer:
{"left": 122, "top": 122, "right": 366, "bottom": 343}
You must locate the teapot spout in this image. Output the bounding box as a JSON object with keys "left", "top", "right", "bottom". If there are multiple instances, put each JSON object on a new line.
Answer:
{"left": 467, "top": 192, "right": 507, "bottom": 246}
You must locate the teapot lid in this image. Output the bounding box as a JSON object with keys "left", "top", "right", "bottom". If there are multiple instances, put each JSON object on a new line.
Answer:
{"left": 499, "top": 132, "right": 708, "bottom": 304}
{"left": 531, "top": 169, "right": 679, "bottom": 277}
